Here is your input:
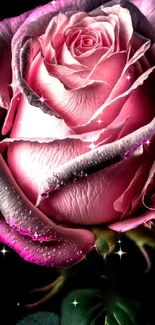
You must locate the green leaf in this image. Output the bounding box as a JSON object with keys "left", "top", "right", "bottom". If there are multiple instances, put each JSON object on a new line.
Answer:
{"left": 93, "top": 228, "right": 116, "bottom": 259}
{"left": 105, "top": 297, "right": 145, "bottom": 325}
{"left": 61, "top": 289, "right": 103, "bottom": 325}
{"left": 16, "top": 312, "right": 59, "bottom": 325}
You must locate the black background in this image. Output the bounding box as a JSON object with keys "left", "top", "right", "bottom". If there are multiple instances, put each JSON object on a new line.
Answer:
{"left": 0, "top": 1, "right": 155, "bottom": 324}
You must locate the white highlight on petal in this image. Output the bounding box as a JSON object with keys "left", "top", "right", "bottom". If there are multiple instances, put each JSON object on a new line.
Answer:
{"left": 87, "top": 142, "right": 96, "bottom": 150}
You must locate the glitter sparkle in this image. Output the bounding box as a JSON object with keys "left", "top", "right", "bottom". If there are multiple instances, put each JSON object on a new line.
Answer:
{"left": 115, "top": 247, "right": 127, "bottom": 260}
{"left": 87, "top": 142, "right": 96, "bottom": 150}
{"left": 126, "top": 75, "right": 131, "bottom": 80}
{"left": 39, "top": 95, "right": 46, "bottom": 104}
{"left": 97, "top": 118, "right": 102, "bottom": 125}
{"left": 34, "top": 232, "right": 39, "bottom": 239}
{"left": 0, "top": 246, "right": 9, "bottom": 256}
{"left": 71, "top": 299, "right": 79, "bottom": 307}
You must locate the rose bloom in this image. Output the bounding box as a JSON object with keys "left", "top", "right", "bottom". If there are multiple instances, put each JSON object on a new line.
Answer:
{"left": 0, "top": 0, "right": 155, "bottom": 267}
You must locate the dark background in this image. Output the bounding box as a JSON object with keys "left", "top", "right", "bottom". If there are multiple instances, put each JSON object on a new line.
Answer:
{"left": 0, "top": 1, "right": 155, "bottom": 324}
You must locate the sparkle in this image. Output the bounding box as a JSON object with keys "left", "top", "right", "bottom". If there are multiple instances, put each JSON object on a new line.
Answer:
{"left": 17, "top": 302, "right": 20, "bottom": 307}
{"left": 97, "top": 118, "right": 102, "bottom": 125}
{"left": 115, "top": 247, "right": 127, "bottom": 260}
{"left": 126, "top": 74, "right": 131, "bottom": 80}
{"left": 38, "top": 95, "right": 46, "bottom": 104}
{"left": 87, "top": 142, "right": 96, "bottom": 150}
{"left": 0, "top": 246, "right": 9, "bottom": 256}
{"left": 71, "top": 299, "right": 79, "bottom": 307}
{"left": 8, "top": 81, "right": 18, "bottom": 88}
{"left": 117, "top": 240, "right": 122, "bottom": 244}
{"left": 34, "top": 232, "right": 39, "bottom": 239}
{"left": 51, "top": 0, "right": 56, "bottom": 4}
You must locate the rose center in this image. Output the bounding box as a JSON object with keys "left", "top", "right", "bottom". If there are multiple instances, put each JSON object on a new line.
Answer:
{"left": 66, "top": 28, "right": 104, "bottom": 56}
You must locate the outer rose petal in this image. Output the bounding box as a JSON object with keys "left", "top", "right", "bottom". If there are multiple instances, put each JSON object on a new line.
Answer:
{"left": 7, "top": 105, "right": 155, "bottom": 225}
{"left": 0, "top": 10, "right": 32, "bottom": 109}
{"left": 0, "top": 215, "right": 95, "bottom": 267}
{"left": 0, "top": 155, "right": 95, "bottom": 267}
{"left": 129, "top": 0, "right": 155, "bottom": 28}
{"left": 109, "top": 209, "right": 155, "bottom": 232}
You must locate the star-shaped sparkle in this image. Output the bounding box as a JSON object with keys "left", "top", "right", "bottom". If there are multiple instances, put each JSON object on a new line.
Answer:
{"left": 87, "top": 142, "right": 96, "bottom": 150}
{"left": 97, "top": 118, "right": 102, "bottom": 125}
{"left": 38, "top": 95, "right": 46, "bottom": 104}
{"left": 126, "top": 75, "right": 131, "bottom": 80}
{"left": 115, "top": 247, "right": 127, "bottom": 260}
{"left": 117, "top": 240, "right": 122, "bottom": 244}
{"left": 71, "top": 299, "right": 79, "bottom": 307}
{"left": 0, "top": 246, "right": 9, "bottom": 256}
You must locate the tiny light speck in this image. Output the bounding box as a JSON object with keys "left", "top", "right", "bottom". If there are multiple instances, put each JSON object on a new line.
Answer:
{"left": 71, "top": 299, "right": 79, "bottom": 307}
{"left": 117, "top": 240, "right": 122, "bottom": 244}
{"left": 17, "top": 302, "right": 20, "bottom": 307}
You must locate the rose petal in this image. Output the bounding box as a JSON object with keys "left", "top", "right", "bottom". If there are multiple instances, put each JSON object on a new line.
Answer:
{"left": 122, "top": 1, "right": 155, "bottom": 41}
{"left": 35, "top": 117, "right": 155, "bottom": 207}
{"left": 7, "top": 139, "right": 144, "bottom": 224}
{"left": 129, "top": 0, "right": 155, "bottom": 29}
{"left": 0, "top": 215, "right": 95, "bottom": 267}
{"left": 100, "top": 5, "right": 133, "bottom": 49}
{"left": 28, "top": 53, "right": 111, "bottom": 126}
{"left": 113, "top": 157, "right": 153, "bottom": 216}
{"left": 109, "top": 209, "right": 155, "bottom": 232}
{"left": 0, "top": 10, "right": 32, "bottom": 109}
{"left": 73, "top": 40, "right": 152, "bottom": 133}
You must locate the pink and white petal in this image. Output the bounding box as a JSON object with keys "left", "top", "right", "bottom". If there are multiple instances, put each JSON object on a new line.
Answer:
{"left": 87, "top": 52, "right": 127, "bottom": 90}
{"left": 2, "top": 93, "right": 22, "bottom": 136}
{"left": 44, "top": 12, "right": 70, "bottom": 52}
{"left": 112, "top": 74, "right": 155, "bottom": 139}
{"left": 35, "top": 117, "right": 155, "bottom": 208}
{"left": 73, "top": 40, "right": 152, "bottom": 133}
{"left": 109, "top": 208, "right": 155, "bottom": 232}
{"left": 7, "top": 132, "right": 146, "bottom": 225}
{"left": 28, "top": 53, "right": 111, "bottom": 127}
{"left": 113, "top": 156, "right": 153, "bottom": 217}
{"left": 100, "top": 5, "right": 133, "bottom": 49}
{"left": 57, "top": 39, "right": 88, "bottom": 68}
{"left": 0, "top": 215, "right": 95, "bottom": 267}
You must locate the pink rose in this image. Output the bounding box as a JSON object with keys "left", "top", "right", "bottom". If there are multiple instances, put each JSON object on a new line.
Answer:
{"left": 0, "top": 0, "right": 155, "bottom": 267}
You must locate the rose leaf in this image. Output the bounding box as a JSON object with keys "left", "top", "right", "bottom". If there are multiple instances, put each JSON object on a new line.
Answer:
{"left": 105, "top": 297, "right": 146, "bottom": 325}
{"left": 61, "top": 289, "right": 103, "bottom": 325}
{"left": 16, "top": 312, "right": 59, "bottom": 325}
